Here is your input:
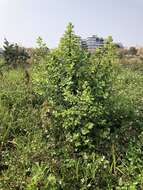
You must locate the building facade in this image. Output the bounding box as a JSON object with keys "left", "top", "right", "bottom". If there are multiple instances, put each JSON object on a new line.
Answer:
{"left": 81, "top": 35, "right": 104, "bottom": 52}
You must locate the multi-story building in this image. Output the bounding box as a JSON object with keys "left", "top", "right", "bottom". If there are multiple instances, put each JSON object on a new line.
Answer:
{"left": 81, "top": 35, "right": 104, "bottom": 52}
{"left": 81, "top": 35, "right": 124, "bottom": 52}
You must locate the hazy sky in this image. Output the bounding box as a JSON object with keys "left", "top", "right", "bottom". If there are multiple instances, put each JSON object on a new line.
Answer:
{"left": 0, "top": 0, "right": 143, "bottom": 48}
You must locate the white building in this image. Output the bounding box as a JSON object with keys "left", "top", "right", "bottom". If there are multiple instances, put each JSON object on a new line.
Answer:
{"left": 82, "top": 35, "right": 104, "bottom": 52}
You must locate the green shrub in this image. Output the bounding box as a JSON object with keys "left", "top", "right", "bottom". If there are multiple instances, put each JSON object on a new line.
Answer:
{"left": 31, "top": 23, "right": 119, "bottom": 189}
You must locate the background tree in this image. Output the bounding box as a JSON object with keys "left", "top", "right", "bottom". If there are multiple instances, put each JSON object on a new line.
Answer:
{"left": 128, "top": 46, "right": 137, "bottom": 56}
{"left": 3, "top": 39, "right": 30, "bottom": 68}
{"left": 32, "top": 37, "right": 49, "bottom": 64}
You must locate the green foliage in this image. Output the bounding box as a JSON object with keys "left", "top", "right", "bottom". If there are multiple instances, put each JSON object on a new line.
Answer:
{"left": 0, "top": 23, "right": 143, "bottom": 189}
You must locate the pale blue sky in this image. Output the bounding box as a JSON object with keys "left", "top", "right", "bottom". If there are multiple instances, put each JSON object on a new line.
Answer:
{"left": 0, "top": 0, "right": 143, "bottom": 48}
